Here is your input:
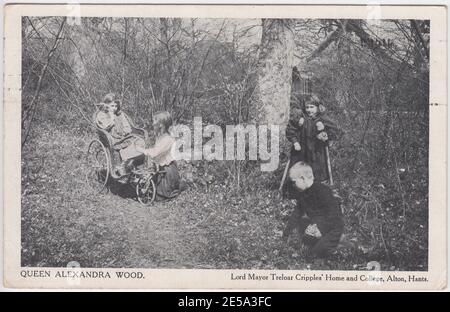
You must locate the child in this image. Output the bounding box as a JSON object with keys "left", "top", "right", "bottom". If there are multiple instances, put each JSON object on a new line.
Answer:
{"left": 135, "top": 111, "right": 186, "bottom": 200}
{"left": 95, "top": 102, "right": 113, "bottom": 130}
{"left": 282, "top": 161, "right": 344, "bottom": 258}
{"left": 286, "top": 94, "right": 341, "bottom": 183}
{"left": 97, "top": 93, "right": 145, "bottom": 175}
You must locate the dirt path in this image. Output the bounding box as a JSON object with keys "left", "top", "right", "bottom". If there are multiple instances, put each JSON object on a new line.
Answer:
{"left": 21, "top": 125, "right": 254, "bottom": 268}
{"left": 22, "top": 125, "right": 360, "bottom": 270}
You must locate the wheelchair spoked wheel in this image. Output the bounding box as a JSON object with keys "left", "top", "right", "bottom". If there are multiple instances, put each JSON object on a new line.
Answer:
{"left": 85, "top": 139, "right": 110, "bottom": 194}
{"left": 135, "top": 175, "right": 156, "bottom": 205}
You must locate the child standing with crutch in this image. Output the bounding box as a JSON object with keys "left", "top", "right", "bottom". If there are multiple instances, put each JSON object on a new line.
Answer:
{"left": 282, "top": 94, "right": 342, "bottom": 195}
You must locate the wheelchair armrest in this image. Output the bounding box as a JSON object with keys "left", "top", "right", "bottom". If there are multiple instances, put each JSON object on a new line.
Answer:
{"left": 113, "top": 134, "right": 135, "bottom": 146}
{"left": 131, "top": 127, "right": 148, "bottom": 141}
{"left": 112, "top": 129, "right": 147, "bottom": 148}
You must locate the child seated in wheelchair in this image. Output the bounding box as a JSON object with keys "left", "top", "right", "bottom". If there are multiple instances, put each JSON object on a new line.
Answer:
{"left": 134, "top": 111, "right": 186, "bottom": 200}
{"left": 95, "top": 93, "right": 145, "bottom": 176}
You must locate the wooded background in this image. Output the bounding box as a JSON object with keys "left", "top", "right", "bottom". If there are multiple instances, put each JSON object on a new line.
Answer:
{"left": 21, "top": 17, "right": 429, "bottom": 270}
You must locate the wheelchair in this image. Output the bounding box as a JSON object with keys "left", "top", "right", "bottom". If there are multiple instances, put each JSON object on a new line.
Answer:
{"left": 85, "top": 110, "right": 165, "bottom": 204}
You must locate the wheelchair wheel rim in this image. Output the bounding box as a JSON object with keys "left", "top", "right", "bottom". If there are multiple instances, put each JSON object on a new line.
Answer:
{"left": 136, "top": 176, "right": 156, "bottom": 205}
{"left": 85, "top": 139, "right": 110, "bottom": 194}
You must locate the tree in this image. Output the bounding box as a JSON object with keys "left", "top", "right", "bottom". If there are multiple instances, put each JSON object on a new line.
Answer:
{"left": 251, "top": 19, "right": 295, "bottom": 127}
{"left": 22, "top": 17, "right": 67, "bottom": 147}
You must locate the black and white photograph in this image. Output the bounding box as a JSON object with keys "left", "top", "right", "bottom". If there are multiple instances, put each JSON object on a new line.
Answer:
{"left": 3, "top": 4, "right": 446, "bottom": 290}
{"left": 18, "top": 13, "right": 432, "bottom": 272}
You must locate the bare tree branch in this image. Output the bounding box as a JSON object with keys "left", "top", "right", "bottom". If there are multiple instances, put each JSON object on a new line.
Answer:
{"left": 410, "top": 20, "right": 429, "bottom": 59}
{"left": 22, "top": 17, "right": 67, "bottom": 147}
{"left": 305, "top": 28, "right": 341, "bottom": 62}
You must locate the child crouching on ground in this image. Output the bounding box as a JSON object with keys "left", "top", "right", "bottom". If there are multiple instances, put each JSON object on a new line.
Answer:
{"left": 135, "top": 111, "right": 186, "bottom": 200}
{"left": 282, "top": 161, "right": 344, "bottom": 258}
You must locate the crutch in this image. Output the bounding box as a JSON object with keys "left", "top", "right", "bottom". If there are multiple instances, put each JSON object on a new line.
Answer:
{"left": 325, "top": 145, "right": 333, "bottom": 186}
{"left": 279, "top": 158, "right": 291, "bottom": 192}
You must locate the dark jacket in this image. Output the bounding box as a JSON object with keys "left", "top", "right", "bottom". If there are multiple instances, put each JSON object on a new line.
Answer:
{"left": 286, "top": 108, "right": 342, "bottom": 182}
{"left": 293, "top": 182, "right": 344, "bottom": 234}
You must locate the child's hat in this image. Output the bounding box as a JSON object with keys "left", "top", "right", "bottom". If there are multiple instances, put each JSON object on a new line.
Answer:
{"left": 103, "top": 93, "right": 116, "bottom": 104}
{"left": 307, "top": 94, "right": 321, "bottom": 106}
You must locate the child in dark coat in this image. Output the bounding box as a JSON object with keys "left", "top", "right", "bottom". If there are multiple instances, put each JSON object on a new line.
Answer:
{"left": 286, "top": 94, "right": 341, "bottom": 183}
{"left": 282, "top": 161, "right": 344, "bottom": 258}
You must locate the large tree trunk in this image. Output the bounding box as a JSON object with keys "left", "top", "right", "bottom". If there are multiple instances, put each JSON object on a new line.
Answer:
{"left": 335, "top": 20, "right": 352, "bottom": 117}
{"left": 251, "top": 19, "right": 295, "bottom": 127}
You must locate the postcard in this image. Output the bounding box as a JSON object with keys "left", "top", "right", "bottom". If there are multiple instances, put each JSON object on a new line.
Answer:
{"left": 3, "top": 4, "right": 447, "bottom": 290}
